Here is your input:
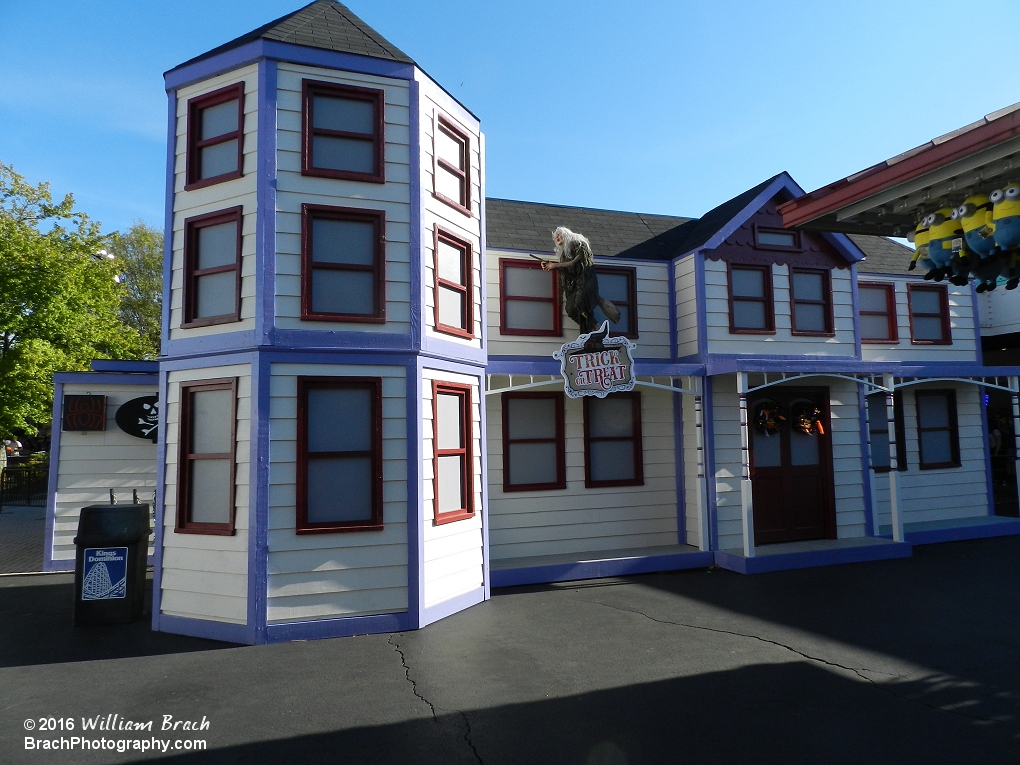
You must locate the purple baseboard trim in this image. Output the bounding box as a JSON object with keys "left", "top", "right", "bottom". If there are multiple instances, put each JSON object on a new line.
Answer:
{"left": 881, "top": 520, "right": 1020, "bottom": 546}
{"left": 155, "top": 613, "right": 255, "bottom": 645}
{"left": 490, "top": 551, "right": 714, "bottom": 588}
{"left": 421, "top": 337, "right": 487, "bottom": 367}
{"left": 265, "top": 611, "right": 412, "bottom": 643}
{"left": 713, "top": 542, "right": 912, "bottom": 575}
{"left": 420, "top": 586, "right": 486, "bottom": 627}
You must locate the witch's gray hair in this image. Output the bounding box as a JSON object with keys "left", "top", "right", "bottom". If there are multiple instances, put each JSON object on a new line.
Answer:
{"left": 553, "top": 226, "right": 591, "bottom": 259}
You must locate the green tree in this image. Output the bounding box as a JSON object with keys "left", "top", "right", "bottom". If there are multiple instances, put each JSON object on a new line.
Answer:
{"left": 109, "top": 221, "right": 163, "bottom": 358}
{"left": 0, "top": 163, "right": 144, "bottom": 438}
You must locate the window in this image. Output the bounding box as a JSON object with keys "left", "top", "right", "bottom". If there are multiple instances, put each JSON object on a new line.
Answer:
{"left": 859, "top": 282, "right": 898, "bottom": 343}
{"left": 500, "top": 259, "right": 561, "bottom": 336}
{"left": 433, "top": 228, "right": 473, "bottom": 338}
{"left": 584, "top": 393, "right": 643, "bottom": 487}
{"left": 434, "top": 116, "right": 470, "bottom": 214}
{"left": 432, "top": 382, "right": 474, "bottom": 524}
{"left": 594, "top": 266, "right": 637, "bottom": 337}
{"left": 183, "top": 207, "right": 242, "bottom": 327}
{"left": 867, "top": 392, "right": 906, "bottom": 472}
{"left": 176, "top": 379, "right": 236, "bottom": 534}
{"left": 502, "top": 393, "right": 565, "bottom": 491}
{"left": 297, "top": 378, "right": 382, "bottom": 533}
{"left": 908, "top": 285, "right": 951, "bottom": 344}
{"left": 754, "top": 225, "right": 801, "bottom": 250}
{"left": 302, "top": 205, "right": 385, "bottom": 322}
{"left": 790, "top": 268, "right": 833, "bottom": 336}
{"left": 186, "top": 83, "right": 244, "bottom": 190}
{"left": 302, "top": 80, "right": 384, "bottom": 182}
{"left": 916, "top": 390, "right": 960, "bottom": 470}
{"left": 728, "top": 263, "right": 774, "bottom": 333}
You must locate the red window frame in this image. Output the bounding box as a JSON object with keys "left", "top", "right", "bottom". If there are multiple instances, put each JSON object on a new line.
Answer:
{"left": 867, "top": 391, "right": 907, "bottom": 473}
{"left": 182, "top": 207, "right": 243, "bottom": 328}
{"left": 915, "top": 389, "right": 961, "bottom": 470}
{"left": 499, "top": 258, "right": 561, "bottom": 336}
{"left": 790, "top": 267, "right": 834, "bottom": 337}
{"left": 753, "top": 224, "right": 802, "bottom": 251}
{"left": 433, "top": 227, "right": 474, "bottom": 339}
{"left": 727, "top": 263, "right": 775, "bottom": 334}
{"left": 433, "top": 116, "right": 471, "bottom": 216}
{"left": 185, "top": 83, "right": 244, "bottom": 190}
{"left": 301, "top": 80, "right": 385, "bottom": 183}
{"left": 593, "top": 265, "right": 638, "bottom": 338}
{"left": 176, "top": 378, "right": 237, "bottom": 536}
{"left": 501, "top": 392, "right": 566, "bottom": 492}
{"left": 858, "top": 282, "right": 899, "bottom": 343}
{"left": 296, "top": 377, "right": 383, "bottom": 534}
{"left": 432, "top": 381, "right": 474, "bottom": 525}
{"left": 907, "top": 284, "right": 952, "bottom": 345}
{"left": 301, "top": 204, "right": 386, "bottom": 323}
{"left": 583, "top": 392, "right": 644, "bottom": 488}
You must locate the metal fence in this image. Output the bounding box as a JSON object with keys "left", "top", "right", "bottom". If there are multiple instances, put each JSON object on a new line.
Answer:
{"left": 0, "top": 465, "right": 49, "bottom": 509}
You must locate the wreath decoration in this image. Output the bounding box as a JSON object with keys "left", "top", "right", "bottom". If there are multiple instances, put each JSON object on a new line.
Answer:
{"left": 754, "top": 401, "right": 785, "bottom": 436}
{"left": 792, "top": 403, "right": 825, "bottom": 436}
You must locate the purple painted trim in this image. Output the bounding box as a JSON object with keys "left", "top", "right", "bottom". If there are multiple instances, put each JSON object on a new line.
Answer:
{"left": 701, "top": 174, "right": 803, "bottom": 252}
{"left": 248, "top": 354, "right": 271, "bottom": 642}
{"left": 151, "top": 368, "right": 169, "bottom": 632}
{"left": 421, "top": 585, "right": 486, "bottom": 627}
{"left": 158, "top": 351, "right": 258, "bottom": 372}
{"left": 888, "top": 519, "right": 1020, "bottom": 545}
{"left": 491, "top": 550, "right": 713, "bottom": 587}
{"left": 408, "top": 78, "right": 422, "bottom": 353}
{"left": 850, "top": 263, "right": 863, "bottom": 360}
{"left": 703, "top": 376, "right": 719, "bottom": 551}
{"left": 705, "top": 357, "right": 1010, "bottom": 376}
{"left": 713, "top": 541, "right": 912, "bottom": 574}
{"left": 162, "top": 90, "right": 175, "bottom": 349}
{"left": 164, "top": 41, "right": 263, "bottom": 90}
{"left": 667, "top": 258, "right": 678, "bottom": 362}
{"left": 266, "top": 611, "right": 412, "bottom": 643}
{"left": 407, "top": 358, "right": 424, "bottom": 628}
{"left": 239, "top": 349, "right": 418, "bottom": 368}
{"left": 979, "top": 384, "right": 995, "bottom": 517}
{"left": 52, "top": 372, "right": 157, "bottom": 386}
{"left": 421, "top": 354, "right": 487, "bottom": 376}
{"left": 857, "top": 383, "right": 875, "bottom": 536}
{"left": 485, "top": 357, "right": 705, "bottom": 377}
{"left": 477, "top": 361, "right": 490, "bottom": 603}
{"left": 271, "top": 329, "right": 415, "bottom": 351}
{"left": 971, "top": 282, "right": 984, "bottom": 366}
{"left": 421, "top": 337, "right": 487, "bottom": 367}
{"left": 156, "top": 613, "right": 255, "bottom": 645}
{"left": 694, "top": 251, "right": 709, "bottom": 358}
{"left": 827, "top": 232, "right": 868, "bottom": 265}
{"left": 42, "top": 382, "right": 64, "bottom": 571}
{"left": 164, "top": 331, "right": 260, "bottom": 357}
{"left": 256, "top": 59, "right": 278, "bottom": 346}
{"left": 90, "top": 360, "right": 159, "bottom": 373}
{"left": 673, "top": 390, "right": 686, "bottom": 545}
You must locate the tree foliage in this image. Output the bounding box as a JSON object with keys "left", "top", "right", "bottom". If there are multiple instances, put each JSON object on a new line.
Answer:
{"left": 109, "top": 221, "right": 163, "bottom": 358}
{"left": 0, "top": 163, "right": 145, "bottom": 437}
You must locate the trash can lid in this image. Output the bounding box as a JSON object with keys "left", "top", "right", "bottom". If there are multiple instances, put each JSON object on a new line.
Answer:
{"left": 74, "top": 504, "right": 152, "bottom": 545}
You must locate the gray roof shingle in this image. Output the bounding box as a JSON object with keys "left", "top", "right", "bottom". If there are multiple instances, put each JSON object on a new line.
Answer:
{"left": 850, "top": 234, "right": 915, "bottom": 275}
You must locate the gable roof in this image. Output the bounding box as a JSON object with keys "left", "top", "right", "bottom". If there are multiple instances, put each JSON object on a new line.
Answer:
{"left": 664, "top": 175, "right": 782, "bottom": 256}
{"left": 850, "top": 234, "right": 914, "bottom": 275}
{"left": 175, "top": 0, "right": 414, "bottom": 71}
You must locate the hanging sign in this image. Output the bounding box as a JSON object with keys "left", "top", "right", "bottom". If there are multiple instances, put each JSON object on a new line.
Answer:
{"left": 81, "top": 547, "right": 128, "bottom": 600}
{"left": 553, "top": 321, "right": 637, "bottom": 399}
{"left": 115, "top": 396, "right": 160, "bottom": 443}
{"left": 62, "top": 395, "right": 107, "bottom": 432}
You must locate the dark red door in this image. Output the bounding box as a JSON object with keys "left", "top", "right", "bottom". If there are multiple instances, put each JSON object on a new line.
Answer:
{"left": 749, "top": 387, "right": 836, "bottom": 544}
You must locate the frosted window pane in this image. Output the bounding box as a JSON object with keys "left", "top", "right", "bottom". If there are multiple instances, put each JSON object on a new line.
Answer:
{"left": 435, "top": 393, "right": 463, "bottom": 450}
{"left": 196, "top": 222, "right": 237, "bottom": 269}
{"left": 752, "top": 428, "right": 782, "bottom": 468}
{"left": 313, "top": 96, "right": 373, "bottom": 134}
{"left": 436, "top": 165, "right": 464, "bottom": 204}
{"left": 437, "top": 455, "right": 464, "bottom": 512}
{"left": 858, "top": 286, "right": 889, "bottom": 313}
{"left": 595, "top": 303, "right": 628, "bottom": 329}
{"left": 307, "top": 457, "right": 372, "bottom": 523}
{"left": 795, "top": 303, "right": 826, "bottom": 332}
{"left": 436, "top": 127, "right": 464, "bottom": 167}
{"left": 506, "top": 299, "right": 553, "bottom": 330}
{"left": 437, "top": 240, "right": 464, "bottom": 284}
{"left": 918, "top": 395, "right": 950, "bottom": 428}
{"left": 199, "top": 140, "right": 238, "bottom": 179}
{"left": 312, "top": 219, "right": 375, "bottom": 265}
{"left": 733, "top": 300, "right": 766, "bottom": 329}
{"left": 312, "top": 135, "right": 374, "bottom": 173}
{"left": 312, "top": 269, "right": 375, "bottom": 315}
{"left": 189, "top": 459, "right": 231, "bottom": 524}
{"left": 590, "top": 441, "right": 635, "bottom": 482}
{"left": 195, "top": 272, "right": 236, "bottom": 318}
{"left": 598, "top": 273, "right": 629, "bottom": 301}
{"left": 507, "top": 398, "right": 556, "bottom": 439}
{"left": 200, "top": 100, "right": 238, "bottom": 140}
{"left": 911, "top": 290, "right": 941, "bottom": 314}
{"left": 731, "top": 269, "right": 764, "bottom": 298}
{"left": 307, "top": 388, "right": 371, "bottom": 452}
{"left": 505, "top": 267, "right": 552, "bottom": 298}
{"left": 790, "top": 430, "right": 820, "bottom": 465}
{"left": 793, "top": 272, "right": 824, "bottom": 301}
{"left": 438, "top": 286, "right": 465, "bottom": 329}
{"left": 861, "top": 314, "right": 891, "bottom": 340}
{"left": 588, "top": 397, "right": 634, "bottom": 438}
{"left": 191, "top": 389, "right": 233, "bottom": 454}
{"left": 508, "top": 442, "right": 558, "bottom": 485}
{"left": 913, "top": 316, "right": 944, "bottom": 341}
{"left": 758, "top": 230, "right": 796, "bottom": 247}
{"left": 920, "top": 431, "right": 952, "bottom": 465}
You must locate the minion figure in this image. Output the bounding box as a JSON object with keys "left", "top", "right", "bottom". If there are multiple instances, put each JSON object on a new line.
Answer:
{"left": 954, "top": 194, "right": 996, "bottom": 258}
{"left": 991, "top": 183, "right": 1020, "bottom": 289}
{"left": 923, "top": 208, "right": 963, "bottom": 281}
{"left": 907, "top": 217, "right": 933, "bottom": 273}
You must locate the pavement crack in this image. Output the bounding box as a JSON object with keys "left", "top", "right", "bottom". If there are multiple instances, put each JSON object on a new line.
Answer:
{"left": 388, "top": 634, "right": 437, "bottom": 721}
{"left": 458, "top": 710, "right": 484, "bottom": 765}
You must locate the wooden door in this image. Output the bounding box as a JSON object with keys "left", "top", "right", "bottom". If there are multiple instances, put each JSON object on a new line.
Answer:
{"left": 749, "top": 387, "right": 836, "bottom": 544}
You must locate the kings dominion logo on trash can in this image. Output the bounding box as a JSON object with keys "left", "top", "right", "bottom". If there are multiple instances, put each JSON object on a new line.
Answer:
{"left": 81, "top": 548, "right": 129, "bottom": 600}
{"left": 553, "top": 321, "right": 637, "bottom": 399}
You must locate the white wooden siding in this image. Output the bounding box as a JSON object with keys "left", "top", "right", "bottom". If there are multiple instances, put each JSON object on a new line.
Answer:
{"left": 274, "top": 63, "right": 412, "bottom": 333}
{"left": 675, "top": 255, "right": 699, "bottom": 358}
{"left": 858, "top": 275, "right": 978, "bottom": 362}
{"left": 267, "top": 363, "right": 408, "bottom": 623}
{"left": 421, "top": 368, "right": 484, "bottom": 607}
{"left": 487, "top": 388, "right": 678, "bottom": 561}
{"left": 870, "top": 384, "right": 988, "bottom": 526}
{"left": 170, "top": 66, "right": 259, "bottom": 340}
{"left": 703, "top": 259, "right": 856, "bottom": 356}
{"left": 711, "top": 376, "right": 867, "bottom": 552}
{"left": 162, "top": 365, "right": 251, "bottom": 625}
{"left": 51, "top": 384, "right": 158, "bottom": 563}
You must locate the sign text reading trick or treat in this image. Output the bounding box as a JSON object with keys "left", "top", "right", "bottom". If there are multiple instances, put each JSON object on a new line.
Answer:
{"left": 553, "top": 321, "right": 637, "bottom": 399}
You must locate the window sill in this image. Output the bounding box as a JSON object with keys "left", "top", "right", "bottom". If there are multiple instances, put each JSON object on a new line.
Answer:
{"left": 729, "top": 328, "right": 776, "bottom": 335}
{"left": 174, "top": 525, "right": 236, "bottom": 536}
{"left": 584, "top": 478, "right": 644, "bottom": 489}
{"left": 790, "top": 330, "right": 836, "bottom": 338}
{"left": 435, "top": 324, "right": 475, "bottom": 340}
{"left": 918, "top": 461, "right": 961, "bottom": 470}
{"left": 861, "top": 339, "right": 900, "bottom": 344}
{"left": 181, "top": 314, "right": 241, "bottom": 329}
{"left": 433, "top": 510, "right": 475, "bottom": 526}
{"left": 910, "top": 339, "right": 953, "bottom": 346}
{"left": 433, "top": 192, "right": 472, "bottom": 218}
{"left": 500, "top": 327, "right": 563, "bottom": 337}
{"left": 184, "top": 171, "right": 243, "bottom": 192}
{"left": 301, "top": 313, "right": 387, "bottom": 324}
{"left": 502, "top": 481, "right": 567, "bottom": 493}
{"left": 301, "top": 166, "right": 385, "bottom": 184}
{"left": 296, "top": 522, "right": 384, "bottom": 534}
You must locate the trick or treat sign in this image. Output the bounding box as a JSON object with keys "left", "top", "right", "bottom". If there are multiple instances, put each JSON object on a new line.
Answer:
{"left": 553, "top": 321, "right": 637, "bottom": 399}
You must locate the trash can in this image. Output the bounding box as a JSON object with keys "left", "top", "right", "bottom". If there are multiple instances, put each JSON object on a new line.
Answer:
{"left": 73, "top": 503, "right": 151, "bottom": 626}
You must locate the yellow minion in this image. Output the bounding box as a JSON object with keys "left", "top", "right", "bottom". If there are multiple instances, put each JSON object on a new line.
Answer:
{"left": 907, "top": 217, "right": 932, "bottom": 272}
{"left": 923, "top": 208, "right": 962, "bottom": 280}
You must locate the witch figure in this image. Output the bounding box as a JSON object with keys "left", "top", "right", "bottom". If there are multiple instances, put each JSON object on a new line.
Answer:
{"left": 541, "top": 226, "right": 621, "bottom": 334}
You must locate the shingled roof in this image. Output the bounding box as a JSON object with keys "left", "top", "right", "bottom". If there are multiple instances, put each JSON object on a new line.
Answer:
{"left": 850, "top": 234, "right": 914, "bottom": 275}
{"left": 176, "top": 0, "right": 413, "bottom": 70}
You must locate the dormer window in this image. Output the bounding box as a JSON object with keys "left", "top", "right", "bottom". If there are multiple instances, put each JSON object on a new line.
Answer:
{"left": 302, "top": 80, "right": 384, "bottom": 183}
{"left": 755, "top": 226, "right": 800, "bottom": 250}
{"left": 186, "top": 83, "right": 244, "bottom": 190}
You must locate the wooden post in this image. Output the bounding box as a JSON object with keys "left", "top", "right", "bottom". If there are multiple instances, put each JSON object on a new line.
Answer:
{"left": 1011, "top": 377, "right": 1020, "bottom": 509}
{"left": 694, "top": 378, "right": 710, "bottom": 552}
{"left": 884, "top": 373, "right": 903, "bottom": 543}
{"left": 864, "top": 382, "right": 881, "bottom": 538}
{"left": 737, "top": 373, "right": 755, "bottom": 558}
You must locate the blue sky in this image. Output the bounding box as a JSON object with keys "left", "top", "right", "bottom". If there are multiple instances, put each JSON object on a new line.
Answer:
{"left": 3, "top": 0, "right": 1019, "bottom": 235}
